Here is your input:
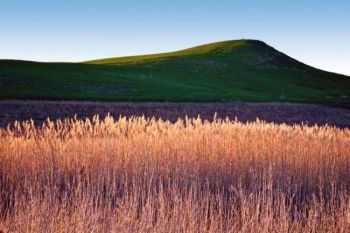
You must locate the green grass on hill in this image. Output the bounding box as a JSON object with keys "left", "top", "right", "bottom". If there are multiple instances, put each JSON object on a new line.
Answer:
{"left": 0, "top": 39, "right": 349, "bottom": 105}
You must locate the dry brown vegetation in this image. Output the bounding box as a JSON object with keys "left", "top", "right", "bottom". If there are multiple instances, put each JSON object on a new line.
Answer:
{"left": 0, "top": 115, "right": 350, "bottom": 232}
{"left": 2, "top": 100, "right": 350, "bottom": 128}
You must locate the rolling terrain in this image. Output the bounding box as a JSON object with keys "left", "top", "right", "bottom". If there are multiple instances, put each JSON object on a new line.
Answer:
{"left": 0, "top": 39, "right": 349, "bottom": 105}
{"left": 1, "top": 40, "right": 350, "bottom": 232}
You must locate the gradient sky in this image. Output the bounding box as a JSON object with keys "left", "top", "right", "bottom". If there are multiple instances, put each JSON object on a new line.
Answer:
{"left": 1, "top": 0, "right": 349, "bottom": 75}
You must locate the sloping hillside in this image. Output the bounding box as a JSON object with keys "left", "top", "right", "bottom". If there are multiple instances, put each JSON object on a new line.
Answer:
{"left": 0, "top": 40, "right": 349, "bottom": 105}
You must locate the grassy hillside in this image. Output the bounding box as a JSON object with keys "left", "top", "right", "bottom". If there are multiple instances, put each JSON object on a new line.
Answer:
{"left": 0, "top": 39, "right": 349, "bottom": 105}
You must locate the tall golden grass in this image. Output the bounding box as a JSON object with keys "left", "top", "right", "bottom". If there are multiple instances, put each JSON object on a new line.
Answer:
{"left": 0, "top": 115, "right": 350, "bottom": 232}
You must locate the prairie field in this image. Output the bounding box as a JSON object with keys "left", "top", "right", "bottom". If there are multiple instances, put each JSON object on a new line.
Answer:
{"left": 1, "top": 101, "right": 350, "bottom": 128}
{"left": 0, "top": 115, "right": 350, "bottom": 232}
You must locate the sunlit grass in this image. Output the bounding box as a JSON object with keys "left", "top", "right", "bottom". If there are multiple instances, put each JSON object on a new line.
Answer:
{"left": 0, "top": 115, "right": 350, "bottom": 232}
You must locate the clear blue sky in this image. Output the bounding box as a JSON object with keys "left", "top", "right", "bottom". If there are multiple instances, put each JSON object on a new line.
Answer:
{"left": 1, "top": 0, "right": 349, "bottom": 75}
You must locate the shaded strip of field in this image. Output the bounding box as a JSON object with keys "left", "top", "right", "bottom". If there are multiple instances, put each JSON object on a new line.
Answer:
{"left": 0, "top": 100, "right": 350, "bottom": 128}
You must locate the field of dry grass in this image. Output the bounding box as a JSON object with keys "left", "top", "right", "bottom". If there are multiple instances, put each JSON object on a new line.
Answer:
{"left": 1, "top": 100, "right": 350, "bottom": 128}
{"left": 1, "top": 115, "right": 350, "bottom": 232}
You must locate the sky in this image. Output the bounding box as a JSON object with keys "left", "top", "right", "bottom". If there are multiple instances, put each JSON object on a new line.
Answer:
{"left": 0, "top": 0, "right": 349, "bottom": 76}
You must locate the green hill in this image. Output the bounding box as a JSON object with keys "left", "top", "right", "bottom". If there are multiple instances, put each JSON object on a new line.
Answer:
{"left": 0, "top": 39, "right": 349, "bottom": 105}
